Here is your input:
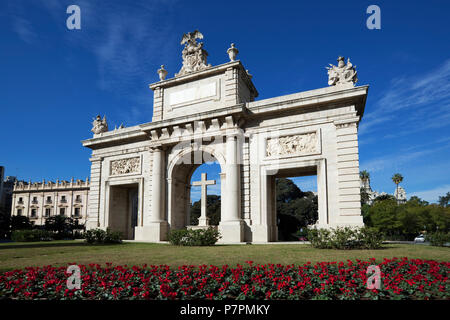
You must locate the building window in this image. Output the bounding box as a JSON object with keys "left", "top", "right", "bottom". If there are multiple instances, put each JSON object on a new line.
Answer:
{"left": 61, "top": 196, "right": 67, "bottom": 203}
{"left": 46, "top": 196, "right": 52, "bottom": 204}
{"left": 17, "top": 209, "right": 22, "bottom": 216}
{"left": 75, "top": 195, "right": 82, "bottom": 203}
{"left": 18, "top": 197, "right": 23, "bottom": 204}
{"left": 74, "top": 207, "right": 81, "bottom": 217}
{"left": 45, "top": 208, "right": 51, "bottom": 217}
{"left": 32, "top": 196, "right": 38, "bottom": 204}
{"left": 31, "top": 209, "right": 37, "bottom": 218}
{"left": 59, "top": 208, "right": 65, "bottom": 216}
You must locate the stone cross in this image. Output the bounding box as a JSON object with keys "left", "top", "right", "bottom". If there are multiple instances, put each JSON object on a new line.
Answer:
{"left": 192, "top": 173, "right": 216, "bottom": 226}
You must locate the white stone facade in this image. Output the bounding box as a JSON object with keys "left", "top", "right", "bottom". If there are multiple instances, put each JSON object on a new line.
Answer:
{"left": 11, "top": 179, "right": 89, "bottom": 226}
{"left": 82, "top": 33, "right": 368, "bottom": 243}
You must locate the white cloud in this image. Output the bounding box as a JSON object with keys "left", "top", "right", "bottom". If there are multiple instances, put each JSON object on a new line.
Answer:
{"left": 360, "top": 59, "right": 450, "bottom": 137}
{"left": 410, "top": 184, "right": 450, "bottom": 203}
{"left": 360, "top": 144, "right": 450, "bottom": 173}
{"left": 190, "top": 182, "right": 221, "bottom": 202}
{"left": 11, "top": 15, "right": 37, "bottom": 44}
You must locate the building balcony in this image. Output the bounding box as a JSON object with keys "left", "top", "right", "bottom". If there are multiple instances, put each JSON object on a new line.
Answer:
{"left": 60, "top": 199, "right": 67, "bottom": 204}
{"left": 17, "top": 200, "right": 24, "bottom": 205}
{"left": 45, "top": 200, "right": 52, "bottom": 204}
{"left": 31, "top": 200, "right": 38, "bottom": 204}
{"left": 75, "top": 199, "right": 82, "bottom": 203}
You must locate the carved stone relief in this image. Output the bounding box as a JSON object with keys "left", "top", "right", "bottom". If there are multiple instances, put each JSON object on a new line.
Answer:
{"left": 266, "top": 132, "right": 319, "bottom": 157}
{"left": 110, "top": 157, "right": 141, "bottom": 176}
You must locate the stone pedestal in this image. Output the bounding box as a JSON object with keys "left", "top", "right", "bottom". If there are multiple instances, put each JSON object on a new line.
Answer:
{"left": 218, "top": 220, "right": 244, "bottom": 243}
{"left": 134, "top": 222, "right": 168, "bottom": 241}
{"left": 198, "top": 217, "right": 210, "bottom": 226}
{"left": 187, "top": 225, "right": 216, "bottom": 231}
{"left": 250, "top": 224, "right": 277, "bottom": 242}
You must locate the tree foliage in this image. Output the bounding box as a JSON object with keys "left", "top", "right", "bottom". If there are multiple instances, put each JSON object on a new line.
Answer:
{"left": 276, "top": 178, "right": 318, "bottom": 240}
{"left": 190, "top": 195, "right": 221, "bottom": 226}
{"left": 439, "top": 192, "right": 450, "bottom": 208}
{"left": 364, "top": 195, "right": 450, "bottom": 240}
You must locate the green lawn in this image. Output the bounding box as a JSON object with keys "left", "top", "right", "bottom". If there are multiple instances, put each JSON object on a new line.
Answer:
{"left": 0, "top": 241, "right": 449, "bottom": 272}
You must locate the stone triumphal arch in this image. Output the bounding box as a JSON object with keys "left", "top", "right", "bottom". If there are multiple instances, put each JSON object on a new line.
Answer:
{"left": 82, "top": 31, "right": 368, "bottom": 243}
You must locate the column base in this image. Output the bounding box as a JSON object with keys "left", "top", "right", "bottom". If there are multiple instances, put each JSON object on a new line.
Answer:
{"left": 134, "top": 222, "right": 169, "bottom": 242}
{"left": 250, "top": 224, "right": 278, "bottom": 242}
{"left": 86, "top": 220, "right": 100, "bottom": 230}
{"left": 218, "top": 220, "right": 244, "bottom": 243}
{"left": 315, "top": 215, "right": 364, "bottom": 229}
{"left": 187, "top": 225, "right": 216, "bottom": 231}
{"left": 198, "top": 217, "right": 210, "bottom": 226}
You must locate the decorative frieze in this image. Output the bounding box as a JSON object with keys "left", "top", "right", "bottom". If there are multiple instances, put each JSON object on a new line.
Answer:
{"left": 110, "top": 157, "right": 141, "bottom": 176}
{"left": 266, "top": 132, "right": 319, "bottom": 157}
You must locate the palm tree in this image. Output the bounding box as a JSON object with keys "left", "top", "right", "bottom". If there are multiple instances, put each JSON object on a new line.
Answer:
{"left": 392, "top": 173, "right": 404, "bottom": 200}
{"left": 360, "top": 170, "right": 370, "bottom": 182}
{"left": 360, "top": 170, "right": 370, "bottom": 190}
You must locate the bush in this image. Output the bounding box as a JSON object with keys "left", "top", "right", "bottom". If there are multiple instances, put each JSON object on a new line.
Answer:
{"left": 427, "top": 232, "right": 450, "bottom": 247}
{"left": 168, "top": 227, "right": 221, "bottom": 246}
{"left": 44, "top": 216, "right": 75, "bottom": 240}
{"left": 11, "top": 216, "right": 32, "bottom": 231}
{"left": 307, "top": 226, "right": 383, "bottom": 249}
{"left": 84, "top": 228, "right": 122, "bottom": 244}
{"left": 11, "top": 229, "right": 54, "bottom": 242}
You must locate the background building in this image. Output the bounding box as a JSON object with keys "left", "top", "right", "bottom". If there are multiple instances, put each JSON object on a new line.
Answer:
{"left": 0, "top": 166, "right": 16, "bottom": 218}
{"left": 11, "top": 178, "right": 90, "bottom": 226}
{"left": 360, "top": 176, "right": 407, "bottom": 205}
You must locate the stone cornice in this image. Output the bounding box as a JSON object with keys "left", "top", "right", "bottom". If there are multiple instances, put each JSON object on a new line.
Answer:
{"left": 149, "top": 60, "right": 258, "bottom": 98}
{"left": 247, "top": 85, "right": 368, "bottom": 118}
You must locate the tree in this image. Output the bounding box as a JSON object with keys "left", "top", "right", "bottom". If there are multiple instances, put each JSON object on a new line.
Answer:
{"left": 407, "top": 196, "right": 429, "bottom": 207}
{"left": 438, "top": 192, "right": 450, "bottom": 207}
{"left": 360, "top": 170, "right": 370, "bottom": 182}
{"left": 373, "top": 194, "right": 395, "bottom": 202}
{"left": 44, "top": 216, "right": 75, "bottom": 239}
{"left": 391, "top": 173, "right": 404, "bottom": 200}
{"left": 276, "top": 178, "right": 303, "bottom": 203}
{"left": 366, "top": 198, "right": 402, "bottom": 238}
{"left": 360, "top": 187, "right": 370, "bottom": 206}
{"left": 275, "top": 178, "right": 318, "bottom": 240}
{"left": 11, "top": 215, "right": 32, "bottom": 231}
{"left": 0, "top": 208, "right": 11, "bottom": 239}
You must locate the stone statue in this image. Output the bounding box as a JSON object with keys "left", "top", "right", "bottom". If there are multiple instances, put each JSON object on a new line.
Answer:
{"left": 175, "top": 30, "right": 211, "bottom": 77}
{"left": 326, "top": 56, "right": 358, "bottom": 86}
{"left": 91, "top": 115, "right": 108, "bottom": 135}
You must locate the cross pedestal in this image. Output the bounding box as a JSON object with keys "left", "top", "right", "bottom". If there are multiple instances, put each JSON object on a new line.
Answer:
{"left": 192, "top": 173, "right": 216, "bottom": 226}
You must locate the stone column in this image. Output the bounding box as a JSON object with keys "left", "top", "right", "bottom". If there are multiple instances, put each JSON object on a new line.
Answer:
{"left": 151, "top": 148, "right": 164, "bottom": 222}
{"left": 87, "top": 157, "right": 102, "bottom": 229}
{"left": 218, "top": 135, "right": 244, "bottom": 242}
{"left": 226, "top": 135, "right": 240, "bottom": 220}
{"left": 135, "top": 147, "right": 168, "bottom": 241}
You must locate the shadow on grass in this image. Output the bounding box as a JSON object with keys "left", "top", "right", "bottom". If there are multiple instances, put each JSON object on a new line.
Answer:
{"left": 0, "top": 241, "right": 123, "bottom": 250}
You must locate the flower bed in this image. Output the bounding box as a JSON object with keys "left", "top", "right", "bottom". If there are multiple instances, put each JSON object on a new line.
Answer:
{"left": 0, "top": 258, "right": 448, "bottom": 300}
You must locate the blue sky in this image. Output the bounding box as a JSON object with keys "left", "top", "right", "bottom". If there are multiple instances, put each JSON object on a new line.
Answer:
{"left": 0, "top": 0, "right": 449, "bottom": 203}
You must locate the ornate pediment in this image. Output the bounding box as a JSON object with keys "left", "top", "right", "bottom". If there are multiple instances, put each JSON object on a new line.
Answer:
{"left": 91, "top": 115, "right": 108, "bottom": 135}
{"left": 326, "top": 56, "right": 358, "bottom": 86}
{"left": 175, "top": 30, "right": 211, "bottom": 77}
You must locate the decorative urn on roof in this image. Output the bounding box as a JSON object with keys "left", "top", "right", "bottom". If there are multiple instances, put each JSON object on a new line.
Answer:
{"left": 157, "top": 65, "right": 168, "bottom": 81}
{"left": 227, "top": 43, "right": 239, "bottom": 61}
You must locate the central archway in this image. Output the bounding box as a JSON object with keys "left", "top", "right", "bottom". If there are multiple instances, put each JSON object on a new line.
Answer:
{"left": 167, "top": 144, "right": 226, "bottom": 230}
